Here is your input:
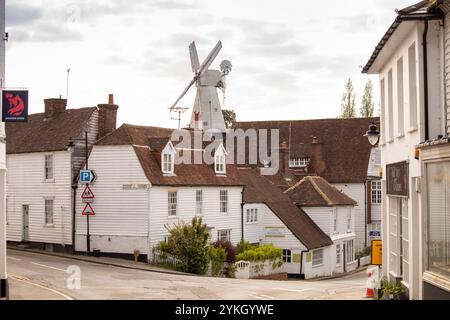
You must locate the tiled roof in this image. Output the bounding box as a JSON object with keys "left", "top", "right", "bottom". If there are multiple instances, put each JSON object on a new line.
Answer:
{"left": 97, "top": 124, "right": 244, "bottom": 187}
{"left": 285, "top": 176, "right": 357, "bottom": 207}
{"left": 233, "top": 117, "right": 379, "bottom": 183}
{"left": 239, "top": 168, "right": 333, "bottom": 250}
{"left": 6, "top": 107, "right": 97, "bottom": 154}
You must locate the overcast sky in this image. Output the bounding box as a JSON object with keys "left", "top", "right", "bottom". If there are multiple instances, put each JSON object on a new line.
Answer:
{"left": 5, "top": 0, "right": 413, "bottom": 128}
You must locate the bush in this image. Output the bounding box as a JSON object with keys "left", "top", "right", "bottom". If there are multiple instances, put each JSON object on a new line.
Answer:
{"left": 156, "top": 241, "right": 172, "bottom": 254}
{"left": 380, "top": 277, "right": 406, "bottom": 300}
{"left": 165, "top": 217, "right": 210, "bottom": 274}
{"left": 236, "top": 244, "right": 283, "bottom": 262}
{"left": 236, "top": 240, "right": 253, "bottom": 255}
{"left": 207, "top": 245, "right": 227, "bottom": 276}
{"left": 214, "top": 240, "right": 237, "bottom": 263}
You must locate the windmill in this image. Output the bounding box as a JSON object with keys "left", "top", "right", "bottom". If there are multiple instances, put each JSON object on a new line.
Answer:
{"left": 169, "top": 41, "right": 232, "bottom": 132}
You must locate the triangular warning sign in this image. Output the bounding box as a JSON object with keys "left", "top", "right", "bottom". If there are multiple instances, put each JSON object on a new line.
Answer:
{"left": 82, "top": 203, "right": 95, "bottom": 216}
{"left": 81, "top": 185, "right": 94, "bottom": 199}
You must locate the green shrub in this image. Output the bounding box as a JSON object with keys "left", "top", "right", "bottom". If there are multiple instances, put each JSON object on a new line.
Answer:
{"left": 165, "top": 217, "right": 210, "bottom": 274}
{"left": 156, "top": 241, "right": 172, "bottom": 254}
{"left": 236, "top": 240, "right": 253, "bottom": 254}
{"left": 380, "top": 277, "right": 406, "bottom": 300}
{"left": 236, "top": 244, "right": 283, "bottom": 262}
{"left": 207, "top": 245, "right": 227, "bottom": 276}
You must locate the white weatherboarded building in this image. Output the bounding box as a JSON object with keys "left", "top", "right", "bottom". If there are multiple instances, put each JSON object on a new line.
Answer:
{"left": 74, "top": 124, "right": 245, "bottom": 257}
{"left": 363, "top": 0, "right": 450, "bottom": 299}
{"left": 234, "top": 119, "right": 382, "bottom": 254}
{"left": 5, "top": 96, "right": 118, "bottom": 250}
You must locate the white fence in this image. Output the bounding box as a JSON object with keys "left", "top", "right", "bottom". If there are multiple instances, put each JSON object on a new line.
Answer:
{"left": 150, "top": 248, "right": 181, "bottom": 268}
{"left": 234, "top": 259, "right": 283, "bottom": 279}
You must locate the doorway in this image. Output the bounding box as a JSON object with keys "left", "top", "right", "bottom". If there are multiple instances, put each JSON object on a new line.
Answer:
{"left": 22, "top": 205, "right": 29, "bottom": 242}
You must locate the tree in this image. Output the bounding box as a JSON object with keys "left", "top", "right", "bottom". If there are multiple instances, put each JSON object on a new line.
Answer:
{"left": 222, "top": 109, "right": 236, "bottom": 129}
{"left": 341, "top": 78, "right": 356, "bottom": 118}
{"left": 166, "top": 217, "right": 211, "bottom": 274}
{"left": 360, "top": 79, "right": 374, "bottom": 117}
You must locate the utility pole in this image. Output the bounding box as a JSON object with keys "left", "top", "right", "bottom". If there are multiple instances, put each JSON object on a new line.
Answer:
{"left": 0, "top": 0, "right": 9, "bottom": 300}
{"left": 85, "top": 131, "right": 90, "bottom": 256}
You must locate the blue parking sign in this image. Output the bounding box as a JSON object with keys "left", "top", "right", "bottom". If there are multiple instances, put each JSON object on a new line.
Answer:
{"left": 80, "top": 170, "right": 96, "bottom": 184}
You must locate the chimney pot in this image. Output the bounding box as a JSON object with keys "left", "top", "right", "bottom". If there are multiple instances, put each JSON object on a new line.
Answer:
{"left": 108, "top": 94, "right": 114, "bottom": 104}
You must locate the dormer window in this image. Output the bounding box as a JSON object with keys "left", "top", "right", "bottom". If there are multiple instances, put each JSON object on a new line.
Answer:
{"left": 289, "top": 157, "right": 310, "bottom": 168}
{"left": 161, "top": 141, "right": 176, "bottom": 175}
{"left": 163, "top": 153, "right": 173, "bottom": 174}
{"left": 214, "top": 144, "right": 227, "bottom": 175}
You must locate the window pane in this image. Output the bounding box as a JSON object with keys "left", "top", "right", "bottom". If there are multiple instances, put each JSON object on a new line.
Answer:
{"left": 427, "top": 162, "right": 450, "bottom": 277}
{"left": 45, "top": 199, "right": 53, "bottom": 224}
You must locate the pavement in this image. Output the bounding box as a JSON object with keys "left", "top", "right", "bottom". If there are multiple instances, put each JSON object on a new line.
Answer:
{"left": 5, "top": 248, "right": 372, "bottom": 300}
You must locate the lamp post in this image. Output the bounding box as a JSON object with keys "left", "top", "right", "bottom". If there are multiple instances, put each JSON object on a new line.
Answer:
{"left": 364, "top": 121, "right": 380, "bottom": 146}
{"left": 68, "top": 132, "right": 91, "bottom": 256}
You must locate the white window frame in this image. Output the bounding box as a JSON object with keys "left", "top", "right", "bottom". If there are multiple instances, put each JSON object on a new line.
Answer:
{"left": 246, "top": 208, "right": 258, "bottom": 224}
{"left": 333, "top": 208, "right": 338, "bottom": 234}
{"left": 312, "top": 249, "right": 324, "bottom": 267}
{"left": 215, "top": 154, "right": 226, "bottom": 174}
{"left": 220, "top": 190, "right": 228, "bottom": 214}
{"left": 44, "top": 198, "right": 54, "bottom": 226}
{"left": 168, "top": 191, "right": 177, "bottom": 216}
{"left": 289, "top": 158, "right": 310, "bottom": 168}
{"left": 371, "top": 180, "right": 382, "bottom": 204}
{"left": 217, "top": 229, "right": 231, "bottom": 242}
{"left": 283, "top": 249, "right": 292, "bottom": 263}
{"left": 345, "top": 239, "right": 355, "bottom": 263}
{"left": 44, "top": 154, "right": 54, "bottom": 181}
{"left": 195, "top": 190, "right": 203, "bottom": 216}
{"left": 162, "top": 153, "right": 174, "bottom": 174}
{"left": 346, "top": 209, "right": 352, "bottom": 233}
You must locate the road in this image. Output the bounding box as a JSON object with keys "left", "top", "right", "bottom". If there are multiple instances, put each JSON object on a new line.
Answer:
{"left": 7, "top": 249, "right": 369, "bottom": 300}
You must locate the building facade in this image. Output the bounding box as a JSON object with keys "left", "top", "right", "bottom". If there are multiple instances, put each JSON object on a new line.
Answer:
{"left": 364, "top": 0, "right": 450, "bottom": 299}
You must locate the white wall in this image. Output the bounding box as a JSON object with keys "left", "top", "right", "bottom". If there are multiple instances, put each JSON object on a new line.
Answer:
{"left": 6, "top": 151, "right": 72, "bottom": 245}
{"left": 332, "top": 183, "right": 366, "bottom": 252}
{"left": 377, "top": 22, "right": 445, "bottom": 299}
{"left": 149, "top": 186, "right": 243, "bottom": 250}
{"left": 75, "top": 145, "right": 150, "bottom": 255}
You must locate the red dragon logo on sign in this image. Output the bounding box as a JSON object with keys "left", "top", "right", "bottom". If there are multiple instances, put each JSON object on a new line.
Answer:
{"left": 5, "top": 93, "right": 25, "bottom": 116}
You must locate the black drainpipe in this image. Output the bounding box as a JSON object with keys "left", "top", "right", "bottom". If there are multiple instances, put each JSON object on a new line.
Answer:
{"left": 241, "top": 186, "right": 245, "bottom": 241}
{"left": 423, "top": 20, "right": 430, "bottom": 141}
{"left": 72, "top": 184, "right": 77, "bottom": 254}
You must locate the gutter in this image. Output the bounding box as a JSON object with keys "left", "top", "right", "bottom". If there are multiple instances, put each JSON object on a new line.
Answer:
{"left": 423, "top": 19, "right": 430, "bottom": 141}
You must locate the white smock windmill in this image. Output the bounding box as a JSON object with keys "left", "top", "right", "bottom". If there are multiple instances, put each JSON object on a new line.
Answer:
{"left": 169, "top": 41, "right": 232, "bottom": 133}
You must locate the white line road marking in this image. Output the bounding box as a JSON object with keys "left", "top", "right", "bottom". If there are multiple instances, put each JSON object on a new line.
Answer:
{"left": 9, "top": 274, "right": 74, "bottom": 300}
{"left": 31, "top": 262, "right": 67, "bottom": 272}
{"left": 273, "top": 287, "right": 311, "bottom": 293}
{"left": 250, "top": 292, "right": 276, "bottom": 300}
{"left": 7, "top": 256, "right": 21, "bottom": 261}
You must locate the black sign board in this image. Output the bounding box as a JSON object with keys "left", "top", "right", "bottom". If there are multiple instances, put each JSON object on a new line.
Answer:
{"left": 386, "top": 161, "right": 409, "bottom": 197}
{"left": 2, "top": 90, "right": 28, "bottom": 122}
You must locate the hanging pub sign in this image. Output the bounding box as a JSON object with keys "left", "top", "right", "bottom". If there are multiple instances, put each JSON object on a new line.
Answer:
{"left": 386, "top": 161, "right": 409, "bottom": 197}
{"left": 2, "top": 89, "right": 28, "bottom": 122}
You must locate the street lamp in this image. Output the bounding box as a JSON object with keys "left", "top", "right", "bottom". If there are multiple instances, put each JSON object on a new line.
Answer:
{"left": 364, "top": 121, "right": 380, "bottom": 146}
{"left": 68, "top": 132, "right": 91, "bottom": 256}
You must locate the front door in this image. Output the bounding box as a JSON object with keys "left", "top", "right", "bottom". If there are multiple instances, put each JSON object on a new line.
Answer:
{"left": 22, "top": 205, "right": 29, "bottom": 242}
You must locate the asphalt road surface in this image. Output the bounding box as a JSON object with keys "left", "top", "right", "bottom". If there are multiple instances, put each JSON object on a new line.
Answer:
{"left": 6, "top": 249, "right": 368, "bottom": 300}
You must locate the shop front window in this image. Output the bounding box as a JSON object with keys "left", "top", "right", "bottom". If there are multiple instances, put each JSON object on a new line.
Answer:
{"left": 426, "top": 162, "right": 450, "bottom": 278}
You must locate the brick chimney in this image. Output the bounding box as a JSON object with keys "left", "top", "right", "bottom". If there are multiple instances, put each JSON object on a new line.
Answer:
{"left": 97, "top": 94, "right": 118, "bottom": 139}
{"left": 279, "top": 141, "right": 290, "bottom": 175}
{"left": 44, "top": 98, "right": 67, "bottom": 118}
{"left": 307, "top": 136, "right": 326, "bottom": 175}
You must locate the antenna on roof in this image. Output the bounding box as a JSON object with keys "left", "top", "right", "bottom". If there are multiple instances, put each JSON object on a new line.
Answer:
{"left": 170, "top": 106, "right": 189, "bottom": 129}
{"left": 66, "top": 68, "right": 71, "bottom": 102}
